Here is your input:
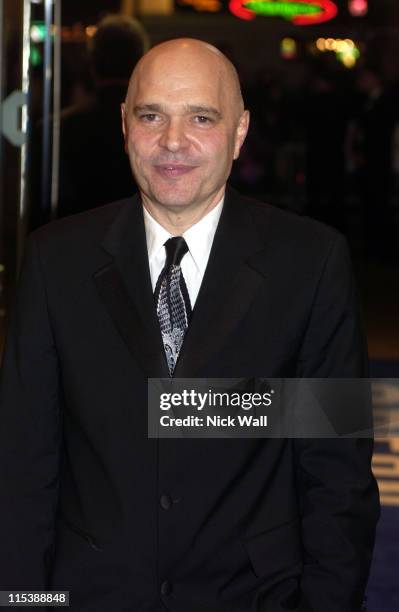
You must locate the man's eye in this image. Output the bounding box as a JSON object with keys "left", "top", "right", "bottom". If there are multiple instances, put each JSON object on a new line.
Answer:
{"left": 194, "top": 115, "right": 212, "bottom": 124}
{"left": 140, "top": 114, "right": 159, "bottom": 122}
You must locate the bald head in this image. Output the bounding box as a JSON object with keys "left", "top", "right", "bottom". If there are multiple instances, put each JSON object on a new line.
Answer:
{"left": 125, "top": 38, "right": 244, "bottom": 120}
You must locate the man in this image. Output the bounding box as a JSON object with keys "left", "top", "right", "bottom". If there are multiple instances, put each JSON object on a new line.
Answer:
{"left": 0, "top": 39, "right": 379, "bottom": 611}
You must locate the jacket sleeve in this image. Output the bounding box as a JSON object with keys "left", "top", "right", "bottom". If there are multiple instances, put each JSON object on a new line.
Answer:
{"left": 0, "top": 234, "right": 61, "bottom": 590}
{"left": 294, "top": 234, "right": 380, "bottom": 611}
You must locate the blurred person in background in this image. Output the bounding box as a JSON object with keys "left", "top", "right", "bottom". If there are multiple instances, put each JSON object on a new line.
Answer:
{"left": 232, "top": 75, "right": 288, "bottom": 199}
{"left": 303, "top": 64, "right": 349, "bottom": 232}
{"left": 30, "top": 14, "right": 149, "bottom": 227}
{"left": 352, "top": 66, "right": 398, "bottom": 261}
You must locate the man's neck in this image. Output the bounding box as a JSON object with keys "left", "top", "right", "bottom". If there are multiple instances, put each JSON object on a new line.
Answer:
{"left": 141, "top": 190, "right": 225, "bottom": 235}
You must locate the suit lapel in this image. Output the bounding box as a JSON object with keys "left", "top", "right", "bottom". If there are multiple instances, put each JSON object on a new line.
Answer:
{"left": 174, "top": 187, "right": 269, "bottom": 377}
{"left": 94, "top": 195, "right": 169, "bottom": 378}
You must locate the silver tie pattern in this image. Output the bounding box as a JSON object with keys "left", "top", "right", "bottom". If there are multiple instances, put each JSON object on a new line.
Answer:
{"left": 155, "top": 237, "right": 191, "bottom": 375}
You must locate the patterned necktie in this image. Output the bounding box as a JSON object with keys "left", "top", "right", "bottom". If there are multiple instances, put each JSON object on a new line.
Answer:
{"left": 155, "top": 237, "right": 192, "bottom": 375}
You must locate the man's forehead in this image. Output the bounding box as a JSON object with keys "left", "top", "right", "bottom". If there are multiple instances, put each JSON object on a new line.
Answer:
{"left": 135, "top": 55, "right": 223, "bottom": 91}
{"left": 129, "top": 63, "right": 224, "bottom": 106}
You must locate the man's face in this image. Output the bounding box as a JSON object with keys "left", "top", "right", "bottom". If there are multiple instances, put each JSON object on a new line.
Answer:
{"left": 121, "top": 43, "right": 249, "bottom": 212}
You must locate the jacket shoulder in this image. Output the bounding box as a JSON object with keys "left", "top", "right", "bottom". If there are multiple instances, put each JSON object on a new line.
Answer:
{"left": 246, "top": 196, "right": 340, "bottom": 243}
{"left": 30, "top": 198, "right": 131, "bottom": 253}
{"left": 225, "top": 190, "right": 350, "bottom": 282}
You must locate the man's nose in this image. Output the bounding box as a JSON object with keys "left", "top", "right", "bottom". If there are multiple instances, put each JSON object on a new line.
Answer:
{"left": 159, "top": 118, "right": 189, "bottom": 152}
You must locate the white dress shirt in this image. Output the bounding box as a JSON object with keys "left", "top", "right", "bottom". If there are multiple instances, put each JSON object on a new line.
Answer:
{"left": 143, "top": 198, "right": 224, "bottom": 307}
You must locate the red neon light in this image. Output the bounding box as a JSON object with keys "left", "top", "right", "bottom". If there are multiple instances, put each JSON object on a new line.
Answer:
{"left": 229, "top": 0, "right": 255, "bottom": 20}
{"left": 229, "top": 0, "right": 338, "bottom": 25}
{"left": 293, "top": 0, "right": 337, "bottom": 25}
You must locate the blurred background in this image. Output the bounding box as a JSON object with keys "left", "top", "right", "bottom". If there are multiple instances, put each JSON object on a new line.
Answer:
{"left": 0, "top": 1, "right": 398, "bottom": 609}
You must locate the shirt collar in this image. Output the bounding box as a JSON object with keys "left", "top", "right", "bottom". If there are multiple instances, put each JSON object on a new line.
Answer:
{"left": 143, "top": 197, "right": 224, "bottom": 271}
{"left": 143, "top": 206, "right": 171, "bottom": 265}
{"left": 183, "top": 199, "right": 223, "bottom": 273}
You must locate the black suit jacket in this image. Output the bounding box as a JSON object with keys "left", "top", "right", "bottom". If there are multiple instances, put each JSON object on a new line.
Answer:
{"left": 0, "top": 188, "right": 379, "bottom": 611}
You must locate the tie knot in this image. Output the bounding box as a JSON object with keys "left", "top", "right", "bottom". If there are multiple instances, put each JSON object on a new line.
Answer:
{"left": 164, "top": 236, "right": 189, "bottom": 267}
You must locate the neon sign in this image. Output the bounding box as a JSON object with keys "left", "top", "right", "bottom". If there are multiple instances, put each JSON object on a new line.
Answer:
{"left": 229, "top": 0, "right": 338, "bottom": 24}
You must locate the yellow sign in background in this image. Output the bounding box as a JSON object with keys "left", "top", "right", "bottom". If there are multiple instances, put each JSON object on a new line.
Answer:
{"left": 373, "top": 438, "right": 399, "bottom": 506}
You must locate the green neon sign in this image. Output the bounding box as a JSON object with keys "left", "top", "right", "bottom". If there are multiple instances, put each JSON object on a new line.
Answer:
{"left": 244, "top": 1, "right": 321, "bottom": 17}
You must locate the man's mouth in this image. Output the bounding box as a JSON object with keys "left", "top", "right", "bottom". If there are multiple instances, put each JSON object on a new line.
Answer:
{"left": 154, "top": 164, "right": 197, "bottom": 178}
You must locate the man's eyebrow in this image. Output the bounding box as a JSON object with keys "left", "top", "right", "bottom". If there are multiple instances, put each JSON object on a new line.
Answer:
{"left": 186, "top": 105, "right": 222, "bottom": 118}
{"left": 132, "top": 103, "right": 222, "bottom": 119}
{"left": 133, "top": 104, "right": 163, "bottom": 114}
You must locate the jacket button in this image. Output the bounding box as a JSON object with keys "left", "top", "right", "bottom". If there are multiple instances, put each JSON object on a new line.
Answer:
{"left": 160, "top": 494, "right": 172, "bottom": 510}
{"left": 161, "top": 580, "right": 172, "bottom": 595}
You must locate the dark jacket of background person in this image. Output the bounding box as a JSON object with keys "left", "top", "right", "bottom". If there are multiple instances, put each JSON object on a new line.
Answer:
{"left": 56, "top": 82, "right": 136, "bottom": 217}
{"left": 0, "top": 187, "right": 379, "bottom": 611}
{"left": 303, "top": 71, "right": 349, "bottom": 230}
{"left": 352, "top": 67, "right": 398, "bottom": 259}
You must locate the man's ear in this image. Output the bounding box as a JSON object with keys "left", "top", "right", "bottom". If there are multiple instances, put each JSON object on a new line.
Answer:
{"left": 233, "top": 110, "right": 250, "bottom": 160}
{"left": 121, "top": 103, "right": 128, "bottom": 153}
